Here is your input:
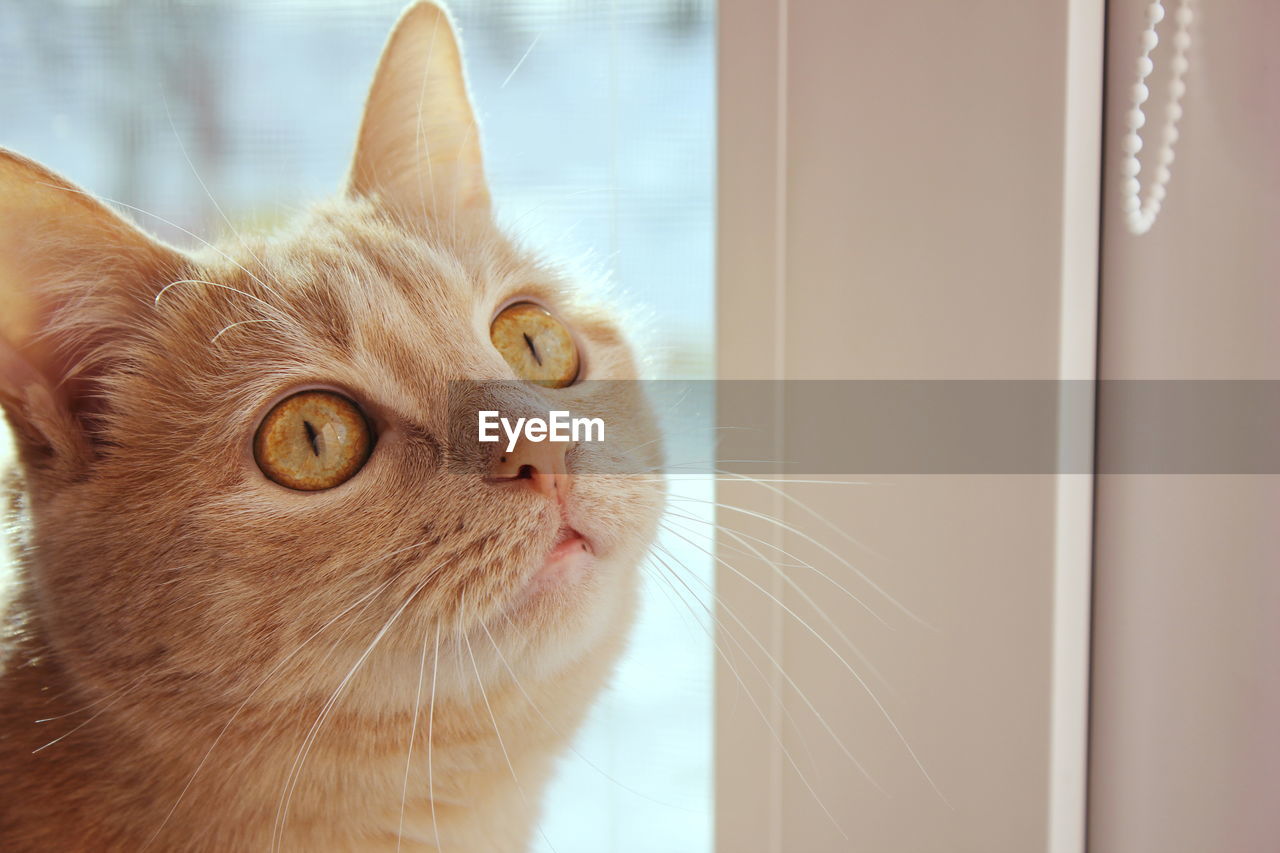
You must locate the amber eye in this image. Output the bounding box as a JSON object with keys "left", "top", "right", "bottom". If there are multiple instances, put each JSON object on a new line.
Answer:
{"left": 254, "top": 390, "right": 373, "bottom": 490}
{"left": 489, "top": 302, "right": 580, "bottom": 388}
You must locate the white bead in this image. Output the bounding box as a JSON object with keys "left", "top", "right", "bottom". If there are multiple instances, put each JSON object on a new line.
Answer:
{"left": 1123, "top": 0, "right": 1190, "bottom": 237}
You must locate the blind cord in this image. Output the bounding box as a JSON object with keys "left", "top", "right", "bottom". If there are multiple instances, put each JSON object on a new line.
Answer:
{"left": 1121, "top": 0, "right": 1193, "bottom": 235}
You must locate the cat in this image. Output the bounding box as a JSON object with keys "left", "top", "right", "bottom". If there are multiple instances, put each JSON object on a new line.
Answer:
{"left": 0, "top": 2, "right": 664, "bottom": 850}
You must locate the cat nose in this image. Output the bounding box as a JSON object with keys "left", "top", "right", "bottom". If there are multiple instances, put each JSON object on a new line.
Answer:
{"left": 488, "top": 438, "right": 570, "bottom": 500}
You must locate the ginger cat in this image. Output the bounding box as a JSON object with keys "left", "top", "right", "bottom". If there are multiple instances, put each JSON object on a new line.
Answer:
{"left": 0, "top": 3, "right": 662, "bottom": 850}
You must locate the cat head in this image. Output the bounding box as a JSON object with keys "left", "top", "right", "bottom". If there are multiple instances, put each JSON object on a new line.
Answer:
{"left": 0, "top": 2, "right": 662, "bottom": 713}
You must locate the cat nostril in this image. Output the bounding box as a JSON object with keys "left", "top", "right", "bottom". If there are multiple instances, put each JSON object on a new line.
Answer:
{"left": 488, "top": 437, "right": 570, "bottom": 500}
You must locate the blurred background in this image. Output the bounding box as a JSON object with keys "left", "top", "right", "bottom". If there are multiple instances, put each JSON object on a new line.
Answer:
{"left": 0, "top": 1, "right": 715, "bottom": 851}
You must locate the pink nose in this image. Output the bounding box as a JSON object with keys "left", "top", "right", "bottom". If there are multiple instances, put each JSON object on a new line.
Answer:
{"left": 489, "top": 437, "right": 570, "bottom": 500}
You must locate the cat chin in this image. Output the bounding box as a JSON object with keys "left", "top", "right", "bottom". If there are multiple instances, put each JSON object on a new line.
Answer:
{"left": 495, "top": 547, "right": 643, "bottom": 686}
{"left": 522, "top": 525, "right": 595, "bottom": 597}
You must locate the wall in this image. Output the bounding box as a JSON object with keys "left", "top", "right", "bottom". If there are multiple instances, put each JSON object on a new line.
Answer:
{"left": 1089, "top": 2, "right": 1280, "bottom": 852}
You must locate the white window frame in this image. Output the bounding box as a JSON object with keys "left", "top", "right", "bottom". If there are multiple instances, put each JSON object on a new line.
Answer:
{"left": 715, "top": 2, "right": 1102, "bottom": 850}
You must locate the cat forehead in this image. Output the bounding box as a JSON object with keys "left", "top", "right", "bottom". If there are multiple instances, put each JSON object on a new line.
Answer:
{"left": 150, "top": 206, "right": 572, "bottom": 403}
{"left": 199, "top": 208, "right": 525, "bottom": 313}
{"left": 256, "top": 204, "right": 534, "bottom": 308}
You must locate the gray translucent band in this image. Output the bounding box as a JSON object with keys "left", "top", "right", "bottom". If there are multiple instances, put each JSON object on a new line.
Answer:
{"left": 446, "top": 381, "right": 1280, "bottom": 474}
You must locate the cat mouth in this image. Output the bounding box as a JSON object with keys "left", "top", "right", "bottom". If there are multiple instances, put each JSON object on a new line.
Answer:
{"left": 527, "top": 523, "right": 595, "bottom": 594}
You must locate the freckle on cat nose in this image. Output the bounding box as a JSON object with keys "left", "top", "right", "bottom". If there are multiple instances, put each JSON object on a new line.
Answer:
{"left": 489, "top": 438, "right": 571, "bottom": 500}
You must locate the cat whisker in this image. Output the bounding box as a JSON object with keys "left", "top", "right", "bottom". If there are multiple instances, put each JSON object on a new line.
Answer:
{"left": 397, "top": 622, "right": 437, "bottom": 853}
{"left": 33, "top": 180, "right": 293, "bottom": 310}
{"left": 676, "top": 528, "right": 806, "bottom": 571}
{"left": 499, "top": 187, "right": 611, "bottom": 241}
{"left": 144, "top": 535, "right": 445, "bottom": 849}
{"left": 482, "top": 613, "right": 692, "bottom": 812}
{"left": 648, "top": 544, "right": 879, "bottom": 792}
{"left": 33, "top": 663, "right": 162, "bottom": 724}
{"left": 459, "top": 597, "right": 559, "bottom": 853}
{"left": 639, "top": 558, "right": 803, "bottom": 763}
{"left": 273, "top": 566, "right": 444, "bottom": 851}
{"left": 31, "top": 667, "right": 156, "bottom": 753}
{"left": 500, "top": 33, "right": 542, "bottom": 89}
{"left": 637, "top": 562, "right": 706, "bottom": 646}
{"left": 656, "top": 525, "right": 949, "bottom": 806}
{"left": 639, "top": 557, "right": 844, "bottom": 822}
{"left": 547, "top": 216, "right": 583, "bottom": 249}
{"left": 664, "top": 502, "right": 887, "bottom": 616}
{"left": 161, "top": 94, "right": 291, "bottom": 301}
{"left": 706, "top": 466, "right": 887, "bottom": 560}
{"left": 666, "top": 489, "right": 929, "bottom": 629}
{"left": 637, "top": 557, "right": 777, "bottom": 800}
{"left": 655, "top": 465, "right": 876, "bottom": 486}
{"left": 653, "top": 464, "right": 855, "bottom": 482}
{"left": 641, "top": 553, "right": 852, "bottom": 835}
{"left": 142, "top": 568, "right": 406, "bottom": 850}
{"left": 228, "top": 591, "right": 387, "bottom": 790}
{"left": 154, "top": 278, "right": 292, "bottom": 327}
{"left": 209, "top": 317, "right": 284, "bottom": 345}
{"left": 614, "top": 424, "right": 757, "bottom": 462}
{"left": 660, "top": 507, "right": 895, "bottom": 687}
{"left": 634, "top": 458, "right": 792, "bottom": 474}
{"left": 660, "top": 505, "right": 889, "bottom": 628}
{"left": 427, "top": 624, "right": 443, "bottom": 853}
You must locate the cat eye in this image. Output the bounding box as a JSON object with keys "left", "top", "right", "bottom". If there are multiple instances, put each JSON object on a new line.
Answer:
{"left": 254, "top": 390, "right": 373, "bottom": 491}
{"left": 490, "top": 302, "right": 580, "bottom": 388}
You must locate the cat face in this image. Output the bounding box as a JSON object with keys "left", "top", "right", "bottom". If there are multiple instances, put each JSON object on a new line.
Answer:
{"left": 0, "top": 3, "right": 662, "bottom": 714}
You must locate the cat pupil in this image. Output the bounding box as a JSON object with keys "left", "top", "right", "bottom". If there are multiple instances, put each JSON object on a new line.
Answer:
{"left": 523, "top": 332, "right": 542, "bottom": 366}
{"left": 302, "top": 420, "right": 321, "bottom": 457}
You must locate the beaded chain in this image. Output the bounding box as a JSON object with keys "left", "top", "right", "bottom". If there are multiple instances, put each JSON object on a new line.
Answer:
{"left": 1122, "top": 0, "right": 1193, "bottom": 235}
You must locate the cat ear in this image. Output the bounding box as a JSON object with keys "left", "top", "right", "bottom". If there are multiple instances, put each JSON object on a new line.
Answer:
{"left": 0, "top": 148, "right": 184, "bottom": 465}
{"left": 347, "top": 2, "right": 490, "bottom": 223}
